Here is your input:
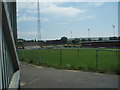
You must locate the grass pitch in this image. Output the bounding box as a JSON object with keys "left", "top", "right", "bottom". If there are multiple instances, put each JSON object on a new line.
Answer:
{"left": 18, "top": 48, "right": 119, "bottom": 74}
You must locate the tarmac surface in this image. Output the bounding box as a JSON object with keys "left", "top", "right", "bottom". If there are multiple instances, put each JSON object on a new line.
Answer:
{"left": 20, "top": 62, "right": 118, "bottom": 88}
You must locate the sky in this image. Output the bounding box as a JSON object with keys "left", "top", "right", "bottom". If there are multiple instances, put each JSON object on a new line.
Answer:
{"left": 17, "top": 2, "right": 118, "bottom": 40}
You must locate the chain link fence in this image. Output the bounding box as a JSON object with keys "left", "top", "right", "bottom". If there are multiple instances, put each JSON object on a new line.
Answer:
{"left": 18, "top": 48, "right": 119, "bottom": 74}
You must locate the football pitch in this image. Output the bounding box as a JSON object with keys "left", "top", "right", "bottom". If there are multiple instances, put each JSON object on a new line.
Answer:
{"left": 18, "top": 48, "right": 119, "bottom": 74}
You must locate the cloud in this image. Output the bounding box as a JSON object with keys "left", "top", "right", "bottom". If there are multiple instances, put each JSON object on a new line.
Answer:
{"left": 79, "top": 2, "right": 105, "bottom": 9}
{"left": 20, "top": 31, "right": 37, "bottom": 36}
{"left": 17, "top": 15, "right": 37, "bottom": 22}
{"left": 17, "top": 2, "right": 37, "bottom": 10}
{"left": 41, "top": 4, "right": 86, "bottom": 17}
{"left": 77, "top": 15, "right": 96, "bottom": 21}
{"left": 17, "top": 2, "right": 86, "bottom": 17}
{"left": 17, "top": 15, "right": 49, "bottom": 22}
{"left": 88, "top": 2, "right": 104, "bottom": 7}
{"left": 19, "top": 31, "right": 37, "bottom": 39}
{"left": 18, "top": 29, "right": 47, "bottom": 39}
{"left": 42, "top": 18, "right": 49, "bottom": 22}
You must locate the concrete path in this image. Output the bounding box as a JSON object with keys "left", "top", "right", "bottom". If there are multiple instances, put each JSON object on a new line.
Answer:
{"left": 20, "top": 62, "right": 118, "bottom": 88}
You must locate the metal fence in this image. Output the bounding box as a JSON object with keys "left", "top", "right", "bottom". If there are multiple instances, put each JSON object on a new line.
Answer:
{"left": 0, "top": 2, "right": 19, "bottom": 89}
{"left": 18, "top": 48, "right": 119, "bottom": 74}
{"left": 1, "top": 34, "right": 14, "bottom": 89}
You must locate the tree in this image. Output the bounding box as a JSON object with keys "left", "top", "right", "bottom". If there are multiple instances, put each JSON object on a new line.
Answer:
{"left": 118, "top": 37, "right": 120, "bottom": 40}
{"left": 72, "top": 38, "right": 80, "bottom": 44}
{"left": 98, "top": 38, "right": 103, "bottom": 41}
{"left": 35, "top": 39, "right": 37, "bottom": 42}
{"left": 17, "top": 38, "right": 26, "bottom": 42}
{"left": 61, "top": 37, "right": 68, "bottom": 44}
{"left": 109, "top": 37, "right": 118, "bottom": 40}
{"left": 88, "top": 38, "right": 91, "bottom": 41}
{"left": 113, "top": 37, "right": 118, "bottom": 40}
{"left": 109, "top": 37, "right": 112, "bottom": 40}
{"left": 82, "top": 38, "right": 85, "bottom": 41}
{"left": 72, "top": 40, "right": 75, "bottom": 44}
{"left": 31, "top": 40, "right": 34, "bottom": 42}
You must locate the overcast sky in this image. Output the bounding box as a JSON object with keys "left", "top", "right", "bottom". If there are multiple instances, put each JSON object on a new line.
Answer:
{"left": 17, "top": 2, "right": 118, "bottom": 40}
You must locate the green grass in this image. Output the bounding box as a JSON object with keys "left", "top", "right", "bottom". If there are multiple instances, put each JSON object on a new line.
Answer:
{"left": 18, "top": 48, "right": 119, "bottom": 74}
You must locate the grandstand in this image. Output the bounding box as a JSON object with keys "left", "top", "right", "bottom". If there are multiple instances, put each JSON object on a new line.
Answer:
{"left": 81, "top": 40, "right": 120, "bottom": 48}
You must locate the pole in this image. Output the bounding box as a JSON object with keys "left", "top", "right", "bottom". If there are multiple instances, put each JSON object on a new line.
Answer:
{"left": 96, "top": 50, "right": 98, "bottom": 71}
{"left": 60, "top": 49, "right": 62, "bottom": 67}
{"left": 37, "top": 0, "right": 42, "bottom": 64}
{"left": 71, "top": 31, "right": 72, "bottom": 39}
{"left": 70, "top": 31, "right": 72, "bottom": 44}
{"left": 37, "top": 0, "right": 41, "bottom": 42}
{"left": 112, "top": 25, "right": 115, "bottom": 37}
{"left": 22, "top": 50, "right": 24, "bottom": 60}
{"left": 116, "top": 50, "right": 117, "bottom": 56}
{"left": 88, "top": 28, "right": 90, "bottom": 39}
{"left": 77, "top": 49, "right": 79, "bottom": 54}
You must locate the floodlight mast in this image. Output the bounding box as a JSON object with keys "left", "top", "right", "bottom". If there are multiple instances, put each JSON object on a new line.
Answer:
{"left": 37, "top": 0, "right": 42, "bottom": 62}
{"left": 71, "top": 31, "right": 72, "bottom": 40}
{"left": 112, "top": 25, "right": 115, "bottom": 37}
{"left": 70, "top": 31, "right": 72, "bottom": 44}
{"left": 88, "top": 28, "right": 90, "bottom": 39}
{"left": 37, "top": 0, "right": 42, "bottom": 47}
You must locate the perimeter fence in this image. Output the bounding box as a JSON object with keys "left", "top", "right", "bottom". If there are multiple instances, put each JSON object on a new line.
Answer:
{"left": 18, "top": 48, "right": 119, "bottom": 74}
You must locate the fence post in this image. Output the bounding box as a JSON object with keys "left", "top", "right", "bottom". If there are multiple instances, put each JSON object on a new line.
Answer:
{"left": 38, "top": 49, "right": 40, "bottom": 64}
{"left": 77, "top": 49, "right": 79, "bottom": 54}
{"left": 30, "top": 50, "right": 33, "bottom": 63}
{"left": 22, "top": 50, "right": 24, "bottom": 59}
{"left": 60, "top": 49, "right": 62, "bottom": 67}
{"left": 96, "top": 50, "right": 98, "bottom": 71}
{"left": 39, "top": 49, "right": 42, "bottom": 64}
{"left": 116, "top": 50, "right": 117, "bottom": 56}
{"left": 41, "top": 49, "right": 42, "bottom": 64}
